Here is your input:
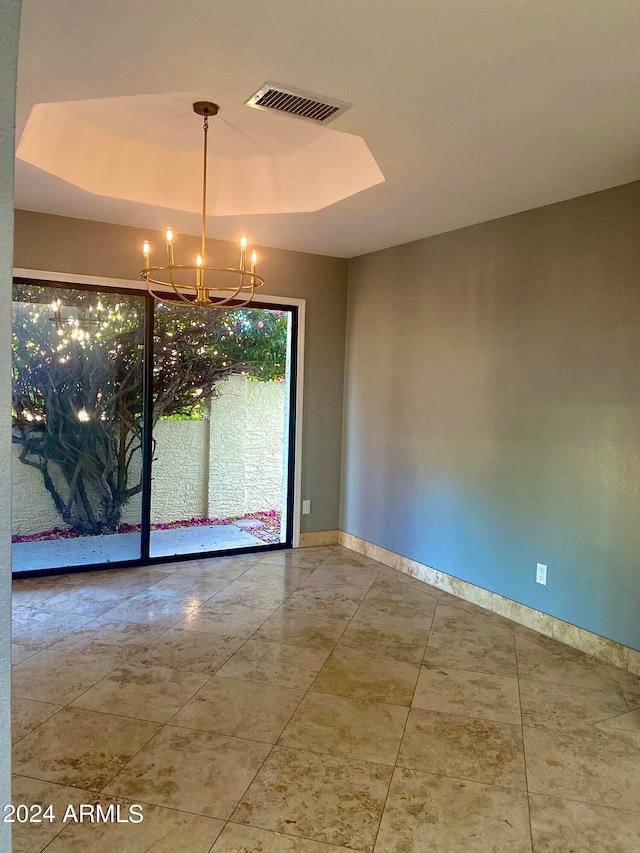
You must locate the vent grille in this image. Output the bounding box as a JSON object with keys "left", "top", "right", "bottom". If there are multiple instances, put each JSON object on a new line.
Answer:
{"left": 246, "top": 84, "right": 350, "bottom": 124}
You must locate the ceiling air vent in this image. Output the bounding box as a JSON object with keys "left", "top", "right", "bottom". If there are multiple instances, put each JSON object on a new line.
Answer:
{"left": 246, "top": 84, "right": 350, "bottom": 124}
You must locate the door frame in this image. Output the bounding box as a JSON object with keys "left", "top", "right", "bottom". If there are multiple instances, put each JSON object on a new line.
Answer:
{"left": 12, "top": 267, "right": 306, "bottom": 575}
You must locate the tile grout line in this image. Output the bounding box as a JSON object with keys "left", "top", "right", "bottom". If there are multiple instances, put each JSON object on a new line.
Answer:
{"left": 368, "top": 598, "right": 438, "bottom": 851}
{"left": 515, "top": 632, "right": 536, "bottom": 853}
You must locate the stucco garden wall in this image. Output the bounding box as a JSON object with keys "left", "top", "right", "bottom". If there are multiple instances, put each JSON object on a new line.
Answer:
{"left": 12, "top": 375, "right": 286, "bottom": 534}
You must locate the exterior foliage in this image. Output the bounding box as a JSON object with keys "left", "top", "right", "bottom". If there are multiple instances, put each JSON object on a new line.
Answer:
{"left": 12, "top": 283, "right": 288, "bottom": 535}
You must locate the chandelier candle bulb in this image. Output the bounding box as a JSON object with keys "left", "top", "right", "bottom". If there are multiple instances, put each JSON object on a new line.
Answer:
{"left": 251, "top": 251, "right": 257, "bottom": 274}
{"left": 165, "top": 228, "right": 175, "bottom": 266}
{"left": 240, "top": 234, "right": 247, "bottom": 271}
{"left": 143, "top": 241, "right": 150, "bottom": 269}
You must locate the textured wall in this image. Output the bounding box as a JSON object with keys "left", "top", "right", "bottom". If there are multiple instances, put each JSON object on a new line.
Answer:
{"left": 11, "top": 443, "right": 63, "bottom": 534}
{"left": 149, "top": 420, "right": 209, "bottom": 524}
{"left": 227, "top": 377, "right": 286, "bottom": 513}
{"left": 1, "top": 1, "right": 21, "bottom": 844}
{"left": 12, "top": 377, "right": 286, "bottom": 533}
{"left": 14, "top": 211, "right": 348, "bottom": 534}
{"left": 208, "top": 380, "right": 247, "bottom": 518}
{"left": 343, "top": 181, "right": 640, "bottom": 651}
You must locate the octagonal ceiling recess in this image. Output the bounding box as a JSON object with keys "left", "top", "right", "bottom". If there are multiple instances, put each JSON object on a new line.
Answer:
{"left": 16, "top": 93, "right": 385, "bottom": 216}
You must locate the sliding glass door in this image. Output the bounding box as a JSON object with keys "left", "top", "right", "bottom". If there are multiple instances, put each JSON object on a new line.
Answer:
{"left": 11, "top": 279, "right": 297, "bottom": 575}
{"left": 149, "top": 301, "right": 294, "bottom": 559}
{"left": 11, "top": 282, "right": 146, "bottom": 572}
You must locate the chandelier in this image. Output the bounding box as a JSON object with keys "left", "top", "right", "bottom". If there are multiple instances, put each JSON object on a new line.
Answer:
{"left": 140, "top": 101, "right": 264, "bottom": 308}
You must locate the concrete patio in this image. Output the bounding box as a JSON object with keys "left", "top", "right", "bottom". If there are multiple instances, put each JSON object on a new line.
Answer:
{"left": 12, "top": 524, "right": 263, "bottom": 573}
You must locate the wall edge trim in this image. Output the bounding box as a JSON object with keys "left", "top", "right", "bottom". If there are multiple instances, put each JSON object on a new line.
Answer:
{"left": 338, "top": 531, "right": 640, "bottom": 675}
{"left": 298, "top": 530, "right": 339, "bottom": 547}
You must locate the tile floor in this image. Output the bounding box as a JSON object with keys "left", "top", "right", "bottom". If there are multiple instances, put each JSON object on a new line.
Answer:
{"left": 10, "top": 545, "right": 640, "bottom": 852}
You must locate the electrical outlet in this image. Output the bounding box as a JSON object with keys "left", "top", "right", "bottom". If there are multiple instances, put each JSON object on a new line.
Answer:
{"left": 302, "top": 500, "right": 311, "bottom": 515}
{"left": 536, "top": 563, "right": 547, "bottom": 585}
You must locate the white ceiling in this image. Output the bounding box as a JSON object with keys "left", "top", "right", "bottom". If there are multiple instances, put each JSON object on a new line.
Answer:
{"left": 15, "top": 0, "right": 640, "bottom": 258}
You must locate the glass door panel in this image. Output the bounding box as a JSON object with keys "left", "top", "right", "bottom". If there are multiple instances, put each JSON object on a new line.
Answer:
{"left": 149, "top": 302, "right": 294, "bottom": 559}
{"left": 11, "top": 282, "right": 146, "bottom": 572}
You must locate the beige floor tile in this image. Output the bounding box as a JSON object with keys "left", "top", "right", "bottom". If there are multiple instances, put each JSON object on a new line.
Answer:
{"left": 32, "top": 585, "right": 128, "bottom": 618}
{"left": 524, "top": 725, "right": 640, "bottom": 811}
{"left": 398, "top": 708, "right": 526, "bottom": 790}
{"left": 352, "top": 596, "right": 435, "bottom": 631}
{"left": 516, "top": 628, "right": 583, "bottom": 663}
{"left": 529, "top": 793, "right": 640, "bottom": 853}
{"left": 11, "top": 776, "right": 94, "bottom": 853}
{"left": 279, "top": 692, "right": 408, "bottom": 765}
{"left": 217, "top": 639, "right": 330, "bottom": 690}
{"left": 424, "top": 629, "right": 517, "bottom": 677}
{"left": 232, "top": 746, "right": 392, "bottom": 851}
{"left": 177, "top": 602, "right": 274, "bottom": 637}
{"left": 142, "top": 571, "right": 234, "bottom": 600}
{"left": 311, "top": 649, "right": 420, "bottom": 706}
{"left": 45, "top": 798, "right": 225, "bottom": 852}
{"left": 581, "top": 656, "right": 640, "bottom": 694}
{"left": 254, "top": 610, "right": 350, "bottom": 650}
{"left": 70, "top": 662, "right": 208, "bottom": 723}
{"left": 413, "top": 665, "right": 521, "bottom": 724}
{"left": 132, "top": 626, "right": 245, "bottom": 674}
{"left": 240, "top": 563, "right": 312, "bottom": 587}
{"left": 259, "top": 551, "right": 331, "bottom": 570}
{"left": 11, "top": 643, "right": 36, "bottom": 666}
{"left": 300, "top": 566, "right": 378, "bottom": 591}
{"left": 12, "top": 697, "right": 62, "bottom": 743}
{"left": 12, "top": 580, "right": 72, "bottom": 610}
{"left": 11, "top": 608, "right": 94, "bottom": 651}
{"left": 62, "top": 567, "right": 171, "bottom": 589}
{"left": 519, "top": 677, "right": 630, "bottom": 734}
{"left": 515, "top": 630, "right": 639, "bottom": 693}
{"left": 597, "top": 707, "right": 640, "bottom": 732}
{"left": 46, "top": 617, "right": 169, "bottom": 661}
{"left": 105, "top": 725, "right": 271, "bottom": 819}
{"left": 625, "top": 691, "right": 640, "bottom": 710}
{"left": 336, "top": 621, "right": 429, "bottom": 663}
{"left": 172, "top": 676, "right": 304, "bottom": 742}
{"left": 13, "top": 575, "right": 72, "bottom": 589}
{"left": 13, "top": 707, "right": 160, "bottom": 790}
{"left": 209, "top": 579, "right": 300, "bottom": 609}
{"left": 431, "top": 602, "right": 515, "bottom": 640}
{"left": 212, "top": 823, "right": 355, "bottom": 852}
{"left": 281, "top": 586, "right": 366, "bottom": 620}
{"left": 366, "top": 576, "right": 438, "bottom": 608}
{"left": 175, "top": 555, "right": 259, "bottom": 579}
{"left": 12, "top": 649, "right": 121, "bottom": 705}
{"left": 375, "top": 767, "right": 532, "bottom": 853}
{"left": 103, "top": 589, "right": 201, "bottom": 628}
{"left": 320, "top": 552, "right": 379, "bottom": 570}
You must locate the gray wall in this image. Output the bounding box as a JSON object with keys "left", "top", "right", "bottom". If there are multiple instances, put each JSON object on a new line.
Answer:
{"left": 1, "top": 1, "right": 22, "bottom": 846}
{"left": 343, "top": 181, "right": 640, "bottom": 651}
{"left": 13, "top": 210, "right": 348, "bottom": 535}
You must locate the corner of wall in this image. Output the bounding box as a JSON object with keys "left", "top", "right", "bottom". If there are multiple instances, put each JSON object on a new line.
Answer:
{"left": 0, "top": 1, "right": 22, "bottom": 846}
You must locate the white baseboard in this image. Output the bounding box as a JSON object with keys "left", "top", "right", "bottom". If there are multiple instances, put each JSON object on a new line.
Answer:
{"left": 338, "top": 531, "right": 640, "bottom": 676}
